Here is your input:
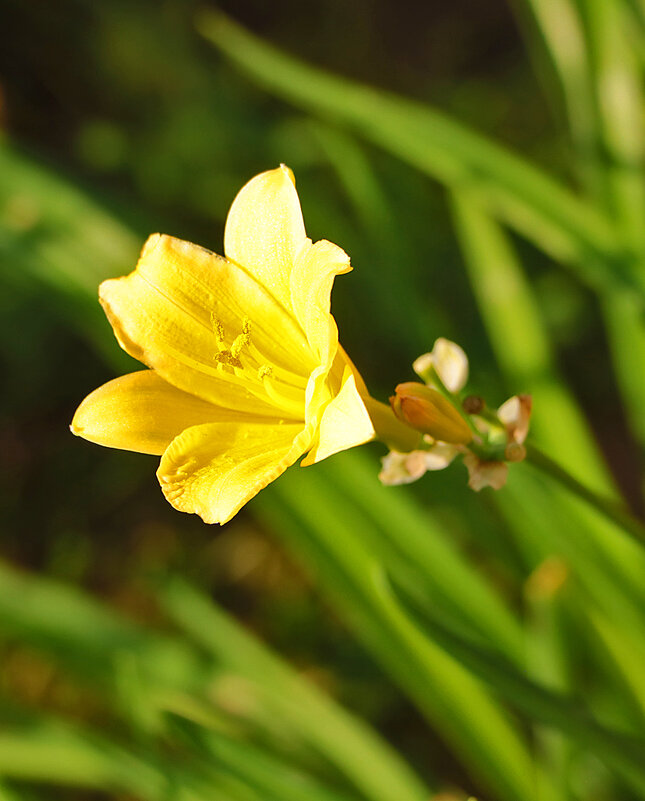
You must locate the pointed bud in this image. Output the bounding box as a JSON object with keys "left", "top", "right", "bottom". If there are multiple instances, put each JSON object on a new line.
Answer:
{"left": 413, "top": 338, "right": 469, "bottom": 393}
{"left": 390, "top": 383, "right": 473, "bottom": 444}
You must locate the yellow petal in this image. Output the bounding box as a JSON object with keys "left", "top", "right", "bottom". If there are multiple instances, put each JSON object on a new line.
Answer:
{"left": 290, "top": 239, "right": 351, "bottom": 365}
{"left": 336, "top": 344, "right": 369, "bottom": 397}
{"left": 224, "top": 165, "right": 307, "bottom": 312}
{"left": 301, "top": 366, "right": 374, "bottom": 466}
{"left": 157, "top": 419, "right": 307, "bottom": 524}
{"left": 99, "top": 234, "right": 313, "bottom": 418}
{"left": 71, "top": 370, "right": 221, "bottom": 455}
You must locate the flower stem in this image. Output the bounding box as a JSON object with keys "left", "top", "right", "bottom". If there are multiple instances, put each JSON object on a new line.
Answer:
{"left": 525, "top": 444, "right": 645, "bottom": 547}
{"left": 364, "top": 396, "right": 422, "bottom": 452}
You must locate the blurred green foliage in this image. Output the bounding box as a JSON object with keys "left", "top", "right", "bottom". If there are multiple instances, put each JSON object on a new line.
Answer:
{"left": 2, "top": 1, "right": 645, "bottom": 799}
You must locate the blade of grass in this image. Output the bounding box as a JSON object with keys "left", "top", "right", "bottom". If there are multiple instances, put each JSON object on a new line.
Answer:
{"left": 258, "top": 474, "right": 539, "bottom": 801}
{"left": 578, "top": 0, "right": 645, "bottom": 251}
{"left": 449, "top": 189, "right": 645, "bottom": 601}
{"left": 0, "top": 144, "right": 140, "bottom": 369}
{"left": 451, "top": 190, "right": 645, "bottom": 733}
{"left": 160, "top": 578, "right": 432, "bottom": 801}
{"left": 317, "top": 451, "right": 525, "bottom": 665}
{"left": 574, "top": 0, "right": 645, "bottom": 461}
{"left": 368, "top": 568, "right": 645, "bottom": 794}
{"left": 308, "top": 122, "right": 437, "bottom": 351}
{"left": 0, "top": 711, "right": 249, "bottom": 801}
{"left": 196, "top": 10, "right": 639, "bottom": 299}
{"left": 523, "top": 559, "right": 573, "bottom": 801}
{"left": 166, "top": 713, "right": 365, "bottom": 801}
{"left": 515, "top": 0, "right": 645, "bottom": 466}
{"left": 0, "top": 561, "right": 429, "bottom": 801}
{"left": 514, "top": 0, "right": 602, "bottom": 197}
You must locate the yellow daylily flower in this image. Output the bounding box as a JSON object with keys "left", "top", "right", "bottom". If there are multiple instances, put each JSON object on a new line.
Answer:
{"left": 72, "top": 166, "right": 379, "bottom": 524}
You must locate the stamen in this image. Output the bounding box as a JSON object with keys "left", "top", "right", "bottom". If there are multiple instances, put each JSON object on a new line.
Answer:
{"left": 210, "top": 313, "right": 225, "bottom": 344}
{"left": 258, "top": 364, "right": 273, "bottom": 379}
{"left": 231, "top": 318, "right": 251, "bottom": 358}
{"left": 214, "top": 350, "right": 243, "bottom": 369}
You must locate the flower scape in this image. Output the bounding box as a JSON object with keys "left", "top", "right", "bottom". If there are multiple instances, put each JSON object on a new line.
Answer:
{"left": 72, "top": 167, "right": 530, "bottom": 523}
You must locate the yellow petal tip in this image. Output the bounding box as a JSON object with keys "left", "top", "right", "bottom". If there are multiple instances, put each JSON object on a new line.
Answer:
{"left": 279, "top": 163, "right": 296, "bottom": 186}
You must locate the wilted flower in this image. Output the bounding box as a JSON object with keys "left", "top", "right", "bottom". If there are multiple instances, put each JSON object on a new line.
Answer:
{"left": 379, "top": 441, "right": 459, "bottom": 485}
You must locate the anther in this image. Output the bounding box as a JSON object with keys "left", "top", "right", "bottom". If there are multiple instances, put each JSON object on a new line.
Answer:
{"left": 210, "top": 313, "right": 225, "bottom": 344}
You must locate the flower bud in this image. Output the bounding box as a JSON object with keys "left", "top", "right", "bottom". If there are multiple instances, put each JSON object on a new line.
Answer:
{"left": 390, "top": 383, "right": 473, "bottom": 444}
{"left": 413, "top": 338, "right": 469, "bottom": 392}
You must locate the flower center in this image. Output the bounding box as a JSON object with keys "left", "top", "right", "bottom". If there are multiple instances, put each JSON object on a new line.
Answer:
{"left": 211, "top": 315, "right": 307, "bottom": 418}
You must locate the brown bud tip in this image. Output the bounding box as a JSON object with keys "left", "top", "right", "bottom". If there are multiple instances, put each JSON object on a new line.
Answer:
{"left": 462, "top": 395, "right": 485, "bottom": 415}
{"left": 505, "top": 441, "right": 526, "bottom": 462}
{"left": 391, "top": 382, "right": 473, "bottom": 444}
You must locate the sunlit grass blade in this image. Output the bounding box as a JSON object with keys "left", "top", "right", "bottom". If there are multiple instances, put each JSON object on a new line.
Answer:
{"left": 572, "top": 0, "right": 645, "bottom": 463}
{"left": 0, "top": 783, "right": 24, "bottom": 801}
{"left": 308, "top": 122, "right": 435, "bottom": 350}
{"left": 370, "top": 568, "right": 645, "bottom": 794}
{"left": 449, "top": 188, "right": 610, "bottom": 489}
{"left": 0, "top": 561, "right": 428, "bottom": 801}
{"left": 166, "top": 713, "right": 366, "bottom": 801}
{"left": 523, "top": 559, "right": 572, "bottom": 801}
{"left": 0, "top": 561, "right": 205, "bottom": 694}
{"left": 449, "top": 190, "right": 645, "bottom": 602}
{"left": 196, "top": 10, "right": 639, "bottom": 298}
{"left": 259, "top": 472, "right": 539, "bottom": 801}
{"left": 577, "top": 0, "right": 645, "bottom": 249}
{"left": 587, "top": 609, "right": 645, "bottom": 728}
{"left": 263, "top": 466, "right": 645, "bottom": 793}
{"left": 160, "top": 578, "right": 432, "bottom": 801}
{"left": 496, "top": 468, "right": 645, "bottom": 743}
{"left": 0, "top": 144, "right": 140, "bottom": 368}
{"left": 0, "top": 710, "right": 250, "bottom": 801}
{"left": 318, "top": 451, "right": 525, "bottom": 665}
{"left": 515, "top": 0, "right": 602, "bottom": 195}
{"left": 451, "top": 189, "right": 645, "bottom": 733}
{"left": 520, "top": 0, "right": 645, "bottom": 461}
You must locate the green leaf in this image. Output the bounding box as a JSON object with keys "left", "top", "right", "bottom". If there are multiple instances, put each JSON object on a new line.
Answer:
{"left": 259, "top": 471, "right": 538, "bottom": 801}
{"left": 160, "top": 579, "right": 431, "bottom": 801}
{"left": 198, "top": 10, "right": 638, "bottom": 298}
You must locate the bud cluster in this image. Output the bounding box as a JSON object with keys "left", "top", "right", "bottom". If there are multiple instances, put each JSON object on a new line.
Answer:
{"left": 379, "top": 338, "right": 532, "bottom": 491}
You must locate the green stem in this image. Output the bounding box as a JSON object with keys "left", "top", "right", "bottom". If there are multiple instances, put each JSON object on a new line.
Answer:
{"left": 525, "top": 444, "right": 645, "bottom": 547}
{"left": 364, "top": 396, "right": 422, "bottom": 452}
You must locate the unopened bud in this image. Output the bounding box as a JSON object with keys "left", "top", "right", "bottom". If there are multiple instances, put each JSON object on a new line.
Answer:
{"left": 412, "top": 338, "right": 469, "bottom": 393}
{"left": 462, "top": 395, "right": 484, "bottom": 415}
{"left": 390, "top": 383, "right": 473, "bottom": 445}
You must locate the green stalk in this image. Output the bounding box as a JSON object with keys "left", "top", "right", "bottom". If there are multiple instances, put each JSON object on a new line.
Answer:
{"left": 525, "top": 444, "right": 645, "bottom": 547}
